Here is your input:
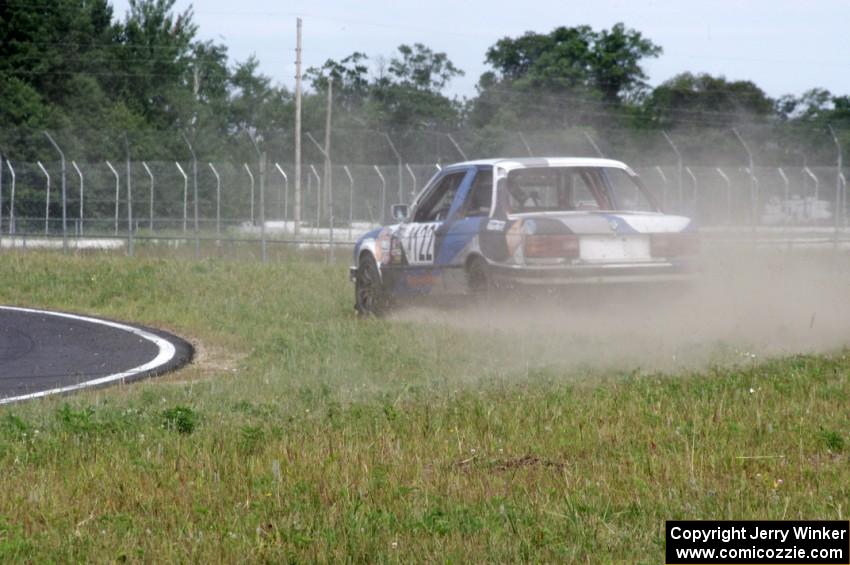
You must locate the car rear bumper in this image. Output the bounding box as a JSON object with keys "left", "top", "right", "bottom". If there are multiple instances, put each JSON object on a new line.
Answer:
{"left": 489, "top": 260, "right": 696, "bottom": 285}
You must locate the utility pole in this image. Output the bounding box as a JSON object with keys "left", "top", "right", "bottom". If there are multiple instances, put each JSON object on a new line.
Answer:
{"left": 324, "top": 77, "right": 335, "bottom": 261}
{"left": 294, "top": 17, "right": 303, "bottom": 238}
{"left": 323, "top": 76, "right": 333, "bottom": 226}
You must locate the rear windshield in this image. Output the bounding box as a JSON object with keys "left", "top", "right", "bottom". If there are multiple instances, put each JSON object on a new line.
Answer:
{"left": 503, "top": 167, "right": 657, "bottom": 213}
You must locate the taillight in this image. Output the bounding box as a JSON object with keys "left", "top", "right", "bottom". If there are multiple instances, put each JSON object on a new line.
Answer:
{"left": 650, "top": 232, "right": 699, "bottom": 258}
{"left": 524, "top": 234, "right": 580, "bottom": 259}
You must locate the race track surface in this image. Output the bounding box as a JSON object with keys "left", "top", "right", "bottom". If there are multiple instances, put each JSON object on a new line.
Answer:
{"left": 0, "top": 306, "right": 193, "bottom": 404}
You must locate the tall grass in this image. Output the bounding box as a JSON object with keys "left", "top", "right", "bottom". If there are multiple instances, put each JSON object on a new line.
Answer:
{"left": 0, "top": 252, "right": 846, "bottom": 562}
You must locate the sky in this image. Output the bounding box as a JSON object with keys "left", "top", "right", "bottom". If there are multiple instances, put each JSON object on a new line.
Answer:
{"left": 110, "top": 0, "right": 850, "bottom": 100}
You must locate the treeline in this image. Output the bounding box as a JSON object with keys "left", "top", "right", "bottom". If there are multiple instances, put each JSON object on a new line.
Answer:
{"left": 1, "top": 0, "right": 848, "bottom": 164}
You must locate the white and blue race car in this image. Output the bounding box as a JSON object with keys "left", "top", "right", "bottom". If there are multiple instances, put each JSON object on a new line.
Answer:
{"left": 351, "top": 157, "right": 698, "bottom": 315}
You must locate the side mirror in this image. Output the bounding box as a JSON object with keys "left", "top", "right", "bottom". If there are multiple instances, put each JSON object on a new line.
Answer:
{"left": 391, "top": 204, "right": 409, "bottom": 221}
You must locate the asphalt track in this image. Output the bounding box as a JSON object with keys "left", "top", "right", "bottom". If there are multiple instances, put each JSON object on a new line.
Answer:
{"left": 0, "top": 306, "right": 193, "bottom": 404}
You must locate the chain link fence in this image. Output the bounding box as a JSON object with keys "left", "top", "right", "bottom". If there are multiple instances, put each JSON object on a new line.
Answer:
{"left": 1, "top": 126, "right": 847, "bottom": 260}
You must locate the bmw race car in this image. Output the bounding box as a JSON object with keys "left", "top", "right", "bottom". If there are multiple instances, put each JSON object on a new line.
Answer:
{"left": 351, "top": 157, "right": 698, "bottom": 315}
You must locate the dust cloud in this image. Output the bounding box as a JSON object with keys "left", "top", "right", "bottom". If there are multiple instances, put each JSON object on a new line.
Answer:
{"left": 391, "top": 247, "right": 850, "bottom": 375}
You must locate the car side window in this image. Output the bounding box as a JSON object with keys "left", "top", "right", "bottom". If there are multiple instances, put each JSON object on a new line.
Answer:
{"left": 463, "top": 169, "right": 493, "bottom": 217}
{"left": 413, "top": 172, "right": 466, "bottom": 223}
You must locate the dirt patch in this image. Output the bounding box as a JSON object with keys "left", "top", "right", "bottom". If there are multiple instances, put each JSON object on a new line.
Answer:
{"left": 392, "top": 248, "right": 850, "bottom": 374}
{"left": 451, "top": 454, "right": 568, "bottom": 473}
{"left": 155, "top": 335, "right": 244, "bottom": 384}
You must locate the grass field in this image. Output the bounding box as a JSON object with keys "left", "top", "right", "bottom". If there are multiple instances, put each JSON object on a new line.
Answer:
{"left": 0, "top": 252, "right": 847, "bottom": 563}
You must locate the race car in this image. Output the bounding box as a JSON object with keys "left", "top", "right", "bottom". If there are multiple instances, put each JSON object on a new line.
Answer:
{"left": 351, "top": 157, "right": 698, "bottom": 315}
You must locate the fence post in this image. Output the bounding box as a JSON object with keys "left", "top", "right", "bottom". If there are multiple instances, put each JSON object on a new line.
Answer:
{"left": 732, "top": 128, "right": 757, "bottom": 228}
{"left": 274, "top": 164, "right": 289, "bottom": 231}
{"left": 661, "top": 131, "right": 683, "bottom": 212}
{"left": 716, "top": 168, "right": 732, "bottom": 224}
{"left": 343, "top": 165, "right": 354, "bottom": 241}
{"left": 243, "top": 163, "right": 255, "bottom": 225}
{"left": 43, "top": 132, "right": 67, "bottom": 253}
{"left": 72, "top": 161, "right": 84, "bottom": 235}
{"left": 306, "top": 166, "right": 313, "bottom": 230}
{"left": 305, "top": 132, "right": 326, "bottom": 224}
{"left": 0, "top": 152, "right": 3, "bottom": 239}
{"left": 518, "top": 132, "right": 534, "bottom": 157}
{"left": 37, "top": 161, "right": 51, "bottom": 235}
{"left": 175, "top": 162, "right": 188, "bottom": 233}
{"left": 6, "top": 159, "right": 15, "bottom": 235}
{"left": 208, "top": 163, "right": 221, "bottom": 239}
{"left": 309, "top": 164, "right": 321, "bottom": 236}
{"left": 383, "top": 133, "right": 404, "bottom": 204}
{"left": 142, "top": 162, "right": 154, "bottom": 231}
{"left": 583, "top": 131, "right": 604, "bottom": 157}
{"left": 654, "top": 166, "right": 669, "bottom": 210}
{"left": 751, "top": 172, "right": 761, "bottom": 226}
{"left": 106, "top": 161, "right": 121, "bottom": 235}
{"left": 446, "top": 134, "right": 468, "bottom": 161}
{"left": 405, "top": 163, "right": 417, "bottom": 200}
{"left": 685, "top": 166, "right": 698, "bottom": 218}
{"left": 181, "top": 133, "right": 199, "bottom": 259}
{"left": 776, "top": 168, "right": 790, "bottom": 224}
{"left": 125, "top": 135, "right": 134, "bottom": 257}
{"left": 828, "top": 125, "right": 844, "bottom": 235}
{"left": 803, "top": 167, "right": 819, "bottom": 222}
{"left": 259, "top": 151, "right": 267, "bottom": 263}
{"left": 306, "top": 128, "right": 336, "bottom": 241}
{"left": 373, "top": 165, "right": 386, "bottom": 225}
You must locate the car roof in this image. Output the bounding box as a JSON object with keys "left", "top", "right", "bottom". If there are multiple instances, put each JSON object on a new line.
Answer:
{"left": 442, "top": 157, "right": 630, "bottom": 171}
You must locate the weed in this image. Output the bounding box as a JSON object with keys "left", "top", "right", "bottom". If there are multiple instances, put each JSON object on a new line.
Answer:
{"left": 161, "top": 405, "right": 197, "bottom": 435}
{"left": 818, "top": 428, "right": 845, "bottom": 452}
{"left": 239, "top": 425, "right": 265, "bottom": 454}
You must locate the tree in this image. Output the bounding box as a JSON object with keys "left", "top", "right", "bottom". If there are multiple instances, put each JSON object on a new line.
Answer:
{"left": 591, "top": 24, "right": 661, "bottom": 104}
{"left": 471, "top": 23, "right": 661, "bottom": 129}
{"left": 0, "top": 0, "right": 115, "bottom": 133}
{"left": 774, "top": 88, "right": 850, "bottom": 164}
{"left": 305, "top": 44, "right": 463, "bottom": 133}
{"left": 388, "top": 43, "right": 463, "bottom": 92}
{"left": 305, "top": 52, "right": 370, "bottom": 113}
{"left": 644, "top": 72, "right": 774, "bottom": 129}
{"left": 112, "top": 0, "right": 198, "bottom": 129}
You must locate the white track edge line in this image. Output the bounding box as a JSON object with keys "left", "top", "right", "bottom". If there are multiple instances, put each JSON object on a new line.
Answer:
{"left": 0, "top": 306, "right": 178, "bottom": 405}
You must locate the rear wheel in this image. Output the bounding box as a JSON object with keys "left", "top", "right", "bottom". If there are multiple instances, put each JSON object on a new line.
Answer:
{"left": 466, "top": 256, "right": 493, "bottom": 301}
{"left": 355, "top": 254, "right": 389, "bottom": 316}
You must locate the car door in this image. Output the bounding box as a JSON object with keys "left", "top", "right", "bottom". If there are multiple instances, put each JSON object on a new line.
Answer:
{"left": 399, "top": 169, "right": 470, "bottom": 268}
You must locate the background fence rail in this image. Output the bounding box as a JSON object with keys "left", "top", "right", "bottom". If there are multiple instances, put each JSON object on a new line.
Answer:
{"left": 0, "top": 126, "right": 848, "bottom": 260}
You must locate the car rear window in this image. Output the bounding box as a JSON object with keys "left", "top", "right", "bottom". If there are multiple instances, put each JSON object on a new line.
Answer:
{"left": 505, "top": 167, "right": 656, "bottom": 213}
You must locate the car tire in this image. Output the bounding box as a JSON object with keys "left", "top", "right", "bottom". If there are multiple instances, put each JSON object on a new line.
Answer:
{"left": 466, "top": 256, "right": 494, "bottom": 301}
{"left": 355, "top": 254, "right": 389, "bottom": 317}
